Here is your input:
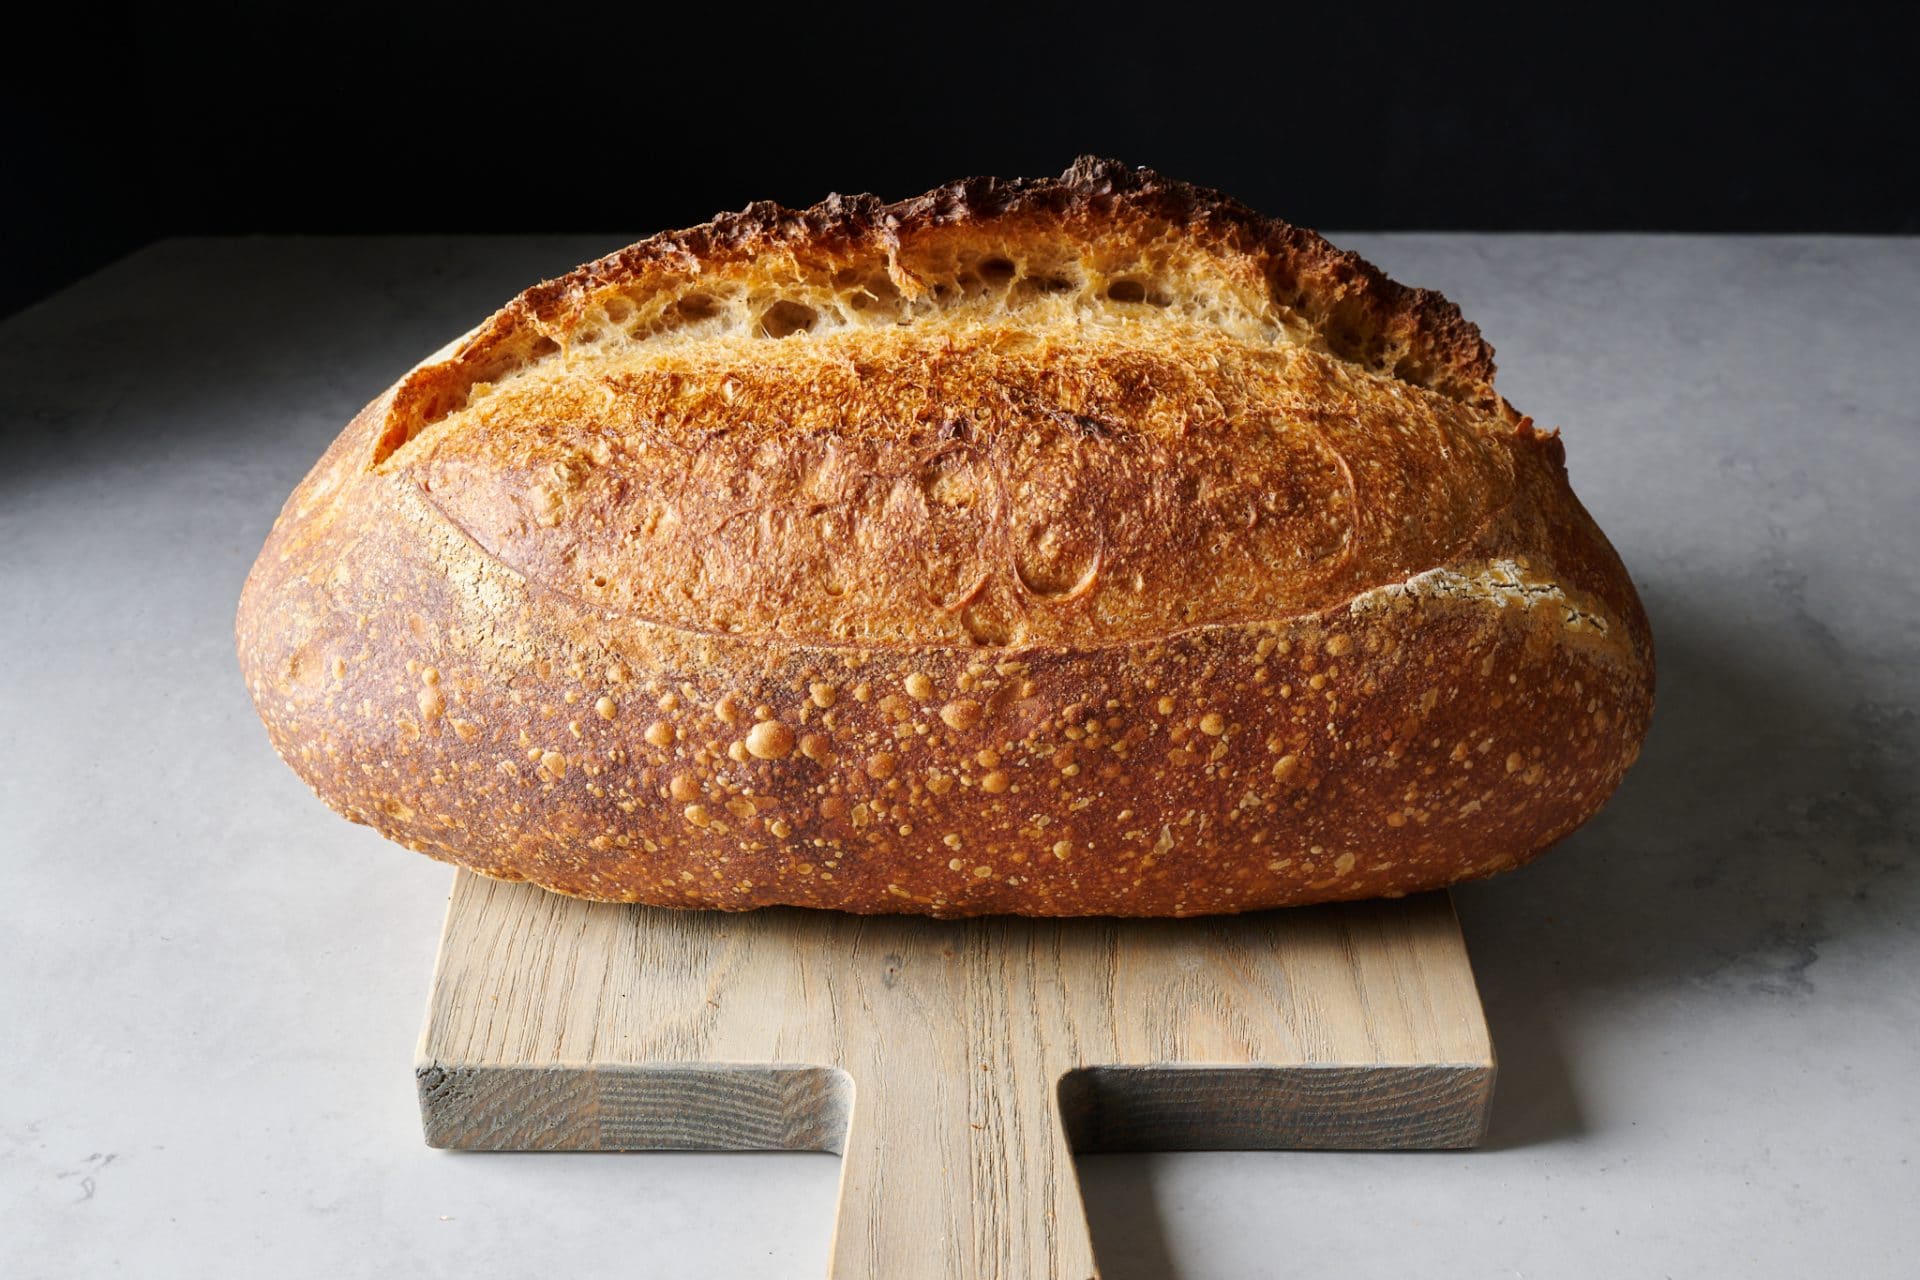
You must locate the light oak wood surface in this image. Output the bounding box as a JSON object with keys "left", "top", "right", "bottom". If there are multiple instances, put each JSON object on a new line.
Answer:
{"left": 418, "top": 871, "right": 1494, "bottom": 1279}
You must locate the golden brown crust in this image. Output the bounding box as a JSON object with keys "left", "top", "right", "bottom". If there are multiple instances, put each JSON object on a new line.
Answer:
{"left": 236, "top": 159, "right": 1653, "bottom": 916}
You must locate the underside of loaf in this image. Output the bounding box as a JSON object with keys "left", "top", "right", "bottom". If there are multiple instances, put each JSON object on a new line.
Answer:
{"left": 237, "top": 158, "right": 1654, "bottom": 916}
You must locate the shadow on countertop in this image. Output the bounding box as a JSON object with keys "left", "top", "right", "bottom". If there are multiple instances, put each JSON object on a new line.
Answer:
{"left": 1463, "top": 573, "right": 1917, "bottom": 1150}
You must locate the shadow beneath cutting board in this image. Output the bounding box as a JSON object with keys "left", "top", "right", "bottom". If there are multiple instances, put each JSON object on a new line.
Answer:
{"left": 1473, "top": 976, "right": 1586, "bottom": 1151}
{"left": 1457, "top": 575, "right": 1918, "bottom": 1150}
{"left": 1077, "top": 1155, "right": 1188, "bottom": 1280}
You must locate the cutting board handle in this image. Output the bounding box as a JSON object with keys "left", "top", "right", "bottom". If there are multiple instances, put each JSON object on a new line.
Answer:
{"left": 419, "top": 878, "right": 1495, "bottom": 1279}
{"left": 827, "top": 1069, "right": 1096, "bottom": 1280}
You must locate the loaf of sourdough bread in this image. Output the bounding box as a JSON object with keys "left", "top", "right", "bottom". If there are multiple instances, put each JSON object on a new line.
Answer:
{"left": 236, "top": 158, "right": 1653, "bottom": 916}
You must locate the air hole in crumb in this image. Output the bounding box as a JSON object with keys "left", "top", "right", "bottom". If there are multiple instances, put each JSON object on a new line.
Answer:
{"left": 528, "top": 336, "right": 560, "bottom": 358}
{"left": 1106, "top": 279, "right": 1148, "bottom": 304}
{"left": 574, "top": 328, "right": 603, "bottom": 344}
{"left": 1010, "top": 274, "right": 1078, "bottom": 305}
{"left": 979, "top": 257, "right": 1016, "bottom": 283}
{"left": 675, "top": 293, "right": 720, "bottom": 321}
{"left": 760, "top": 300, "right": 817, "bottom": 338}
{"left": 604, "top": 299, "right": 633, "bottom": 323}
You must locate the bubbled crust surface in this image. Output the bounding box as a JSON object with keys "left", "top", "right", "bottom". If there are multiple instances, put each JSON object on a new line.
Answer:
{"left": 236, "top": 158, "right": 1654, "bottom": 916}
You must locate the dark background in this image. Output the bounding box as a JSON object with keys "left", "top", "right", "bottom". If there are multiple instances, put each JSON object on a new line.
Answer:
{"left": 7, "top": 3, "right": 1912, "bottom": 318}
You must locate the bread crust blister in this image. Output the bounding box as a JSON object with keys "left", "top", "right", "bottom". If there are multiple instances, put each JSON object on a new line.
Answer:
{"left": 237, "top": 158, "right": 1653, "bottom": 916}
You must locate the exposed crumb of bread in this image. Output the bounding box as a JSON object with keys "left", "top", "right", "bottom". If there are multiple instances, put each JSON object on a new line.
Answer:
{"left": 381, "top": 248, "right": 1313, "bottom": 473}
{"left": 572, "top": 242, "right": 1295, "bottom": 355}
{"left": 371, "top": 157, "right": 1512, "bottom": 470}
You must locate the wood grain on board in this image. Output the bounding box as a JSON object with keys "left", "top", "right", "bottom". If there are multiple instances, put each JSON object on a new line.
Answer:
{"left": 418, "top": 871, "right": 1494, "bottom": 1279}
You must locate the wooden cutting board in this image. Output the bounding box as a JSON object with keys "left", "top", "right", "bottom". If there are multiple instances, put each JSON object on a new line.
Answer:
{"left": 417, "top": 871, "right": 1494, "bottom": 1279}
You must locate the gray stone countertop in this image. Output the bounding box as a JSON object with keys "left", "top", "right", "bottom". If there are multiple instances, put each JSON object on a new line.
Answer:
{"left": 2, "top": 233, "right": 1915, "bottom": 1278}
